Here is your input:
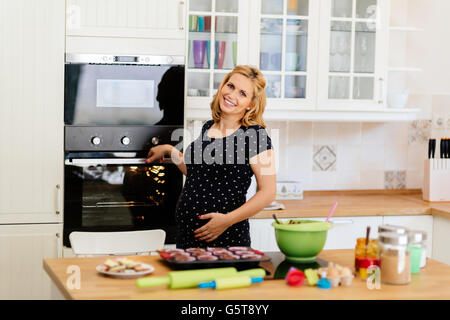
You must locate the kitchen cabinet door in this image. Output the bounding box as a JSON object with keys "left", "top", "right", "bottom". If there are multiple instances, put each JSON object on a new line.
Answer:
{"left": 250, "top": 219, "right": 279, "bottom": 251}
{"left": 0, "top": 224, "right": 62, "bottom": 300}
{"left": 323, "top": 216, "right": 383, "bottom": 250}
{"left": 316, "top": 0, "right": 389, "bottom": 110}
{"left": 65, "top": 0, "right": 186, "bottom": 42}
{"left": 249, "top": 0, "right": 320, "bottom": 110}
{"left": 382, "top": 215, "right": 433, "bottom": 258}
{"left": 432, "top": 216, "right": 450, "bottom": 265}
{"left": 0, "top": 0, "right": 64, "bottom": 224}
{"left": 185, "top": 0, "right": 250, "bottom": 119}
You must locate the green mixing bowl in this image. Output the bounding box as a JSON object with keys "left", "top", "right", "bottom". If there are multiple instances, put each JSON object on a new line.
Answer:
{"left": 272, "top": 220, "right": 332, "bottom": 263}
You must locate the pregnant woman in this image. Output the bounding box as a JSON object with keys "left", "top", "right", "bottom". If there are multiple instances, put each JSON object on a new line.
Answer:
{"left": 146, "top": 65, "right": 276, "bottom": 248}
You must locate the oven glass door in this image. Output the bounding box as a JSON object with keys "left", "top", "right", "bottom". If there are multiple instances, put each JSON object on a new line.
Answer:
{"left": 64, "top": 159, "right": 182, "bottom": 246}
{"left": 64, "top": 64, "right": 184, "bottom": 126}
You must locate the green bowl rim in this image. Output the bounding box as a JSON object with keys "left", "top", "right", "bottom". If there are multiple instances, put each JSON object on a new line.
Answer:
{"left": 271, "top": 220, "right": 332, "bottom": 232}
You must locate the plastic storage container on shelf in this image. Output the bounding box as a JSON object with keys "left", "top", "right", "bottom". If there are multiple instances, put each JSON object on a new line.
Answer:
{"left": 378, "top": 232, "right": 411, "bottom": 285}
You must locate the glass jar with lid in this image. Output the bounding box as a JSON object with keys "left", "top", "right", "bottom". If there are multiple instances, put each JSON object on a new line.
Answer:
{"left": 408, "top": 230, "right": 427, "bottom": 270}
{"left": 378, "top": 224, "right": 408, "bottom": 235}
{"left": 379, "top": 232, "right": 411, "bottom": 285}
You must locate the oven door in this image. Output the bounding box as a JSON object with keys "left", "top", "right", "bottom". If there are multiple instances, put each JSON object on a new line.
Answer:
{"left": 64, "top": 59, "right": 184, "bottom": 126}
{"left": 63, "top": 158, "right": 182, "bottom": 247}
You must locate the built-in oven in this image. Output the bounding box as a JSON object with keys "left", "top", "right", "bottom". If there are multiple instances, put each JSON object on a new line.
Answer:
{"left": 63, "top": 54, "right": 185, "bottom": 247}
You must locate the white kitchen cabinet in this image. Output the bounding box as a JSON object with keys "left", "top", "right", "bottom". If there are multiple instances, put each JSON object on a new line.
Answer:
{"left": 0, "top": 0, "right": 64, "bottom": 224}
{"left": 185, "top": 0, "right": 419, "bottom": 122}
{"left": 382, "top": 215, "right": 434, "bottom": 258}
{"left": 0, "top": 224, "right": 62, "bottom": 300}
{"left": 65, "top": 0, "right": 186, "bottom": 55}
{"left": 431, "top": 216, "right": 450, "bottom": 265}
{"left": 316, "top": 0, "right": 389, "bottom": 111}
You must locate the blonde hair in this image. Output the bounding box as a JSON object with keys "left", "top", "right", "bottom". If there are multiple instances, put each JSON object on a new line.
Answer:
{"left": 210, "top": 65, "right": 267, "bottom": 128}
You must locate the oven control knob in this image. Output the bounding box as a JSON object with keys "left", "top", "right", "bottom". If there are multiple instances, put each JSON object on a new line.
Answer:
{"left": 121, "top": 136, "right": 131, "bottom": 145}
{"left": 91, "top": 136, "right": 101, "bottom": 145}
{"left": 151, "top": 137, "right": 160, "bottom": 145}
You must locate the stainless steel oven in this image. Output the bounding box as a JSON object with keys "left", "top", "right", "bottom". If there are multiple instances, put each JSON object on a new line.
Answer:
{"left": 63, "top": 54, "right": 185, "bottom": 247}
{"left": 64, "top": 53, "right": 185, "bottom": 126}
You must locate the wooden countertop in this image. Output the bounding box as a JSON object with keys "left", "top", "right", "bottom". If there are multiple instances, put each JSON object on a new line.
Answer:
{"left": 254, "top": 190, "right": 450, "bottom": 220}
{"left": 43, "top": 249, "right": 450, "bottom": 300}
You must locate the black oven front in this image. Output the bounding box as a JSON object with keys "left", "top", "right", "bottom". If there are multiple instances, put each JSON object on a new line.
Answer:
{"left": 63, "top": 126, "right": 184, "bottom": 247}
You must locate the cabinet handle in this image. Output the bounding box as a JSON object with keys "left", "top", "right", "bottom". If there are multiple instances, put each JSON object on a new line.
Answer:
{"left": 178, "top": 1, "right": 185, "bottom": 30}
{"left": 56, "top": 184, "right": 61, "bottom": 215}
{"left": 378, "top": 77, "right": 384, "bottom": 104}
{"left": 56, "top": 233, "right": 62, "bottom": 258}
{"left": 329, "top": 219, "right": 354, "bottom": 225}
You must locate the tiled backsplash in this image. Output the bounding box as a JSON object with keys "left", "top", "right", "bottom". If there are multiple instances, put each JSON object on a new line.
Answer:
{"left": 267, "top": 95, "right": 450, "bottom": 191}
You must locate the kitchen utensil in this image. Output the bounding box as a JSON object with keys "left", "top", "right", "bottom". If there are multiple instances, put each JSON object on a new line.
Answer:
{"left": 272, "top": 220, "right": 332, "bottom": 262}
{"left": 272, "top": 213, "right": 282, "bottom": 225}
{"left": 198, "top": 275, "right": 264, "bottom": 290}
{"left": 365, "top": 226, "right": 371, "bottom": 256}
{"left": 135, "top": 267, "right": 265, "bottom": 289}
{"left": 159, "top": 247, "right": 270, "bottom": 270}
{"left": 325, "top": 201, "right": 338, "bottom": 223}
{"left": 428, "top": 139, "right": 436, "bottom": 158}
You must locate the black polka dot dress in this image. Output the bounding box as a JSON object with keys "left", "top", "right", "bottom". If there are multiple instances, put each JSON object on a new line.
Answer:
{"left": 175, "top": 120, "right": 273, "bottom": 248}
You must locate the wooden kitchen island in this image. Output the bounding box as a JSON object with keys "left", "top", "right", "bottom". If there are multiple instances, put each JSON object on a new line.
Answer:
{"left": 44, "top": 249, "right": 450, "bottom": 300}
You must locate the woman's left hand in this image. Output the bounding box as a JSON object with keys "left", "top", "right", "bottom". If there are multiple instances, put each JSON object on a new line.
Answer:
{"left": 194, "top": 212, "right": 233, "bottom": 242}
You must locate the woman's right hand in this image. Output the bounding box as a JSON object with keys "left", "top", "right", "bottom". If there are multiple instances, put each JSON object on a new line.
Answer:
{"left": 145, "top": 144, "right": 172, "bottom": 164}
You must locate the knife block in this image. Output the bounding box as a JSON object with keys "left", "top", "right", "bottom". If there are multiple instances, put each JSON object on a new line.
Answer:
{"left": 423, "top": 159, "right": 450, "bottom": 201}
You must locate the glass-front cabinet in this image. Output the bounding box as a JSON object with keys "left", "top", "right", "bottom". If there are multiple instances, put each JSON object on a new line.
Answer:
{"left": 317, "top": 0, "right": 389, "bottom": 110}
{"left": 250, "top": 0, "right": 320, "bottom": 109}
{"left": 186, "top": 0, "right": 249, "bottom": 111}
{"left": 185, "top": 0, "right": 397, "bottom": 120}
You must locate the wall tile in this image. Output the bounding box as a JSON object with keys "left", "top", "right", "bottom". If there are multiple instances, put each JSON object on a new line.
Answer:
{"left": 384, "top": 170, "right": 406, "bottom": 189}
{"left": 362, "top": 123, "right": 385, "bottom": 145}
{"left": 359, "top": 170, "right": 384, "bottom": 189}
{"left": 407, "top": 144, "right": 427, "bottom": 171}
{"left": 336, "top": 171, "right": 360, "bottom": 190}
{"left": 337, "top": 145, "right": 361, "bottom": 171}
{"left": 313, "top": 123, "right": 337, "bottom": 145}
{"left": 311, "top": 171, "right": 336, "bottom": 190}
{"left": 286, "top": 145, "right": 313, "bottom": 176}
{"left": 384, "top": 123, "right": 408, "bottom": 146}
{"left": 361, "top": 145, "right": 384, "bottom": 170}
{"left": 384, "top": 144, "right": 408, "bottom": 171}
{"left": 313, "top": 145, "right": 337, "bottom": 171}
{"left": 337, "top": 122, "right": 362, "bottom": 145}
{"left": 287, "top": 122, "right": 313, "bottom": 145}
{"left": 408, "top": 120, "right": 432, "bottom": 145}
{"left": 406, "top": 170, "right": 423, "bottom": 189}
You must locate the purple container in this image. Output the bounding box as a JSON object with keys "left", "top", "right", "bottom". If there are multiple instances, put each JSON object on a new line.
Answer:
{"left": 193, "top": 40, "right": 206, "bottom": 68}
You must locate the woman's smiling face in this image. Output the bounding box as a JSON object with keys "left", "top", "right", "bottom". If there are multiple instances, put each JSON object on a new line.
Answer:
{"left": 219, "top": 73, "right": 254, "bottom": 118}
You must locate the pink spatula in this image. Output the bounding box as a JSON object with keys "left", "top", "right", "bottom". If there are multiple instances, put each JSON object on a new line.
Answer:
{"left": 326, "top": 201, "right": 338, "bottom": 223}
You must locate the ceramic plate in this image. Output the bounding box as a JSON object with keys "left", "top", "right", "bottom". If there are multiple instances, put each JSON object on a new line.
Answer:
{"left": 96, "top": 263, "right": 154, "bottom": 279}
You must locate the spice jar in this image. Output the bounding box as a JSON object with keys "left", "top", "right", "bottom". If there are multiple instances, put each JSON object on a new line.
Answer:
{"left": 355, "top": 238, "right": 379, "bottom": 273}
{"left": 379, "top": 232, "right": 411, "bottom": 285}
{"left": 408, "top": 230, "right": 427, "bottom": 271}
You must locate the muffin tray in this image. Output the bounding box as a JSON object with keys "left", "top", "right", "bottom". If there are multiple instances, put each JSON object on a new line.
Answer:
{"left": 158, "top": 247, "right": 271, "bottom": 270}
